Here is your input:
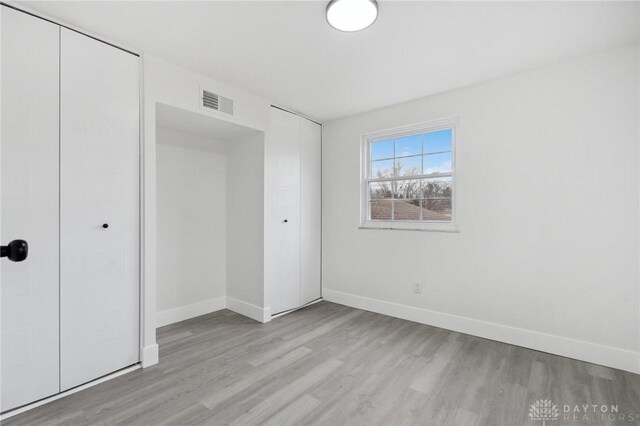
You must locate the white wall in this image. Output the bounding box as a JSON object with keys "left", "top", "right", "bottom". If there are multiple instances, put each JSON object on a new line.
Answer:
{"left": 322, "top": 45, "right": 640, "bottom": 373}
{"left": 156, "top": 127, "right": 227, "bottom": 326}
{"left": 227, "top": 132, "right": 267, "bottom": 320}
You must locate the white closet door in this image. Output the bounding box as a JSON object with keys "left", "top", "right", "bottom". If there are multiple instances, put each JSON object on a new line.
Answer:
{"left": 269, "top": 108, "right": 301, "bottom": 314}
{"left": 300, "top": 119, "right": 322, "bottom": 305}
{"left": 1, "top": 7, "right": 60, "bottom": 412}
{"left": 60, "top": 28, "right": 139, "bottom": 390}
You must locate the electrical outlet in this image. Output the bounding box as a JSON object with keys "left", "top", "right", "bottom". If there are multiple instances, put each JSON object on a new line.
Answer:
{"left": 413, "top": 281, "right": 422, "bottom": 294}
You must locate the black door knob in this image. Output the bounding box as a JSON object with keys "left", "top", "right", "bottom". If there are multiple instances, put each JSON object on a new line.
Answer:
{"left": 102, "top": 223, "right": 109, "bottom": 229}
{"left": 283, "top": 219, "right": 288, "bottom": 223}
{"left": 1, "top": 239, "right": 28, "bottom": 262}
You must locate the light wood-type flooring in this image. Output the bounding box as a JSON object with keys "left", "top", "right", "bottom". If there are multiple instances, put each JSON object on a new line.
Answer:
{"left": 5, "top": 301, "right": 640, "bottom": 425}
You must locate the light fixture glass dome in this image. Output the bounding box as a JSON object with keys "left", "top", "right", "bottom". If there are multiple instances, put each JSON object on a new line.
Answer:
{"left": 326, "top": 0, "right": 378, "bottom": 32}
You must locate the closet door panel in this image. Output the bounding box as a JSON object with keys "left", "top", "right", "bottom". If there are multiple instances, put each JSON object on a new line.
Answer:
{"left": 60, "top": 29, "right": 139, "bottom": 391}
{"left": 268, "top": 108, "right": 301, "bottom": 314}
{"left": 300, "top": 119, "right": 322, "bottom": 305}
{"left": 1, "top": 7, "right": 60, "bottom": 411}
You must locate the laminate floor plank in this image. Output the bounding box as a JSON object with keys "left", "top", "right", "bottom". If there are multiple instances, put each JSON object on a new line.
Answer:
{"left": 4, "top": 301, "right": 640, "bottom": 426}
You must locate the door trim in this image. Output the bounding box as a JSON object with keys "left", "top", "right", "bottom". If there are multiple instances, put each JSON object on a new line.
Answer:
{"left": 0, "top": 2, "right": 139, "bottom": 57}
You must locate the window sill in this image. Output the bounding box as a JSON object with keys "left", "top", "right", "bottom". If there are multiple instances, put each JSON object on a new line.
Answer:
{"left": 359, "top": 223, "right": 460, "bottom": 233}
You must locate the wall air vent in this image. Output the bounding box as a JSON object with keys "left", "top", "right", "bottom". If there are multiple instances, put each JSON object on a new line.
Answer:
{"left": 201, "top": 89, "right": 234, "bottom": 115}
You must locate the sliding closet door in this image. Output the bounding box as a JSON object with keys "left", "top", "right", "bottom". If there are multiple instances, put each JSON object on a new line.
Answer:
{"left": 60, "top": 28, "right": 140, "bottom": 390}
{"left": 1, "top": 6, "right": 60, "bottom": 411}
{"left": 269, "top": 108, "right": 302, "bottom": 314}
{"left": 300, "top": 118, "right": 322, "bottom": 305}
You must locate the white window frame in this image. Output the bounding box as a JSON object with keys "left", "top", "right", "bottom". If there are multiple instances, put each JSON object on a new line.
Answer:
{"left": 360, "top": 117, "right": 459, "bottom": 232}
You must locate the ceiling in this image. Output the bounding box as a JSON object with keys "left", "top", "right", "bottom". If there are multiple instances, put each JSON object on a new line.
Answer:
{"left": 21, "top": 1, "right": 640, "bottom": 122}
{"left": 156, "top": 103, "right": 261, "bottom": 142}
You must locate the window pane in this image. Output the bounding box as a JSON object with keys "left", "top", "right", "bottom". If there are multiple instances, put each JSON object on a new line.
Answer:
{"left": 393, "top": 200, "right": 421, "bottom": 220}
{"left": 421, "top": 177, "right": 452, "bottom": 199}
{"left": 371, "top": 159, "right": 394, "bottom": 178}
{"left": 370, "top": 200, "right": 392, "bottom": 220}
{"left": 370, "top": 139, "right": 394, "bottom": 161}
{"left": 366, "top": 124, "right": 455, "bottom": 226}
{"left": 395, "top": 155, "right": 421, "bottom": 177}
{"left": 395, "top": 134, "right": 422, "bottom": 158}
{"left": 369, "top": 182, "right": 392, "bottom": 199}
{"left": 422, "top": 198, "right": 452, "bottom": 221}
{"left": 423, "top": 129, "right": 452, "bottom": 154}
{"left": 423, "top": 152, "right": 452, "bottom": 175}
{"left": 392, "top": 179, "right": 420, "bottom": 199}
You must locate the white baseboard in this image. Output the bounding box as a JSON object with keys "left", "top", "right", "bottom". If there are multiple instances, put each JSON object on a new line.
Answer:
{"left": 156, "top": 296, "right": 226, "bottom": 328}
{"left": 141, "top": 343, "right": 159, "bottom": 367}
{"left": 323, "top": 288, "right": 640, "bottom": 374}
{"left": 226, "top": 296, "right": 271, "bottom": 323}
{"left": 154, "top": 295, "right": 269, "bottom": 330}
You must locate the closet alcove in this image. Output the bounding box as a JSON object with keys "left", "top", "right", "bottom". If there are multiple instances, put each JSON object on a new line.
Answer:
{"left": 155, "top": 104, "right": 266, "bottom": 324}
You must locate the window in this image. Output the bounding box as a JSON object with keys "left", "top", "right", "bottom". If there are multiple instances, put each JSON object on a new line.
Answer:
{"left": 361, "top": 118, "right": 457, "bottom": 231}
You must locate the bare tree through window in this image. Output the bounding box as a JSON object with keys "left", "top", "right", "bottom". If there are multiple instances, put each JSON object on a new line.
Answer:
{"left": 367, "top": 128, "right": 454, "bottom": 223}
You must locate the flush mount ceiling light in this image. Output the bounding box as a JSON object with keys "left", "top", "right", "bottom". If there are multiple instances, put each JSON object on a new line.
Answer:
{"left": 326, "top": 0, "right": 378, "bottom": 32}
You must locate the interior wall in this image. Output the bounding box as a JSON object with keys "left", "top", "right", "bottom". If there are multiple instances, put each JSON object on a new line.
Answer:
{"left": 322, "top": 45, "right": 640, "bottom": 373}
{"left": 156, "top": 126, "right": 228, "bottom": 325}
{"left": 226, "top": 132, "right": 266, "bottom": 318}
